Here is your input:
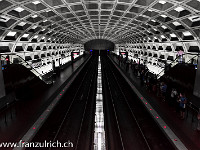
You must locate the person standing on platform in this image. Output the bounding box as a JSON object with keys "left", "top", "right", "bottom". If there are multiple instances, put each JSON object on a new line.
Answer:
{"left": 170, "top": 88, "right": 178, "bottom": 107}
{"left": 161, "top": 82, "right": 167, "bottom": 101}
{"left": 179, "top": 93, "right": 187, "bottom": 119}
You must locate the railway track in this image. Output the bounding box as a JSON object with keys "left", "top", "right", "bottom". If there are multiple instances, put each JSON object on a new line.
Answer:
{"left": 27, "top": 56, "right": 98, "bottom": 150}
{"left": 101, "top": 56, "right": 175, "bottom": 150}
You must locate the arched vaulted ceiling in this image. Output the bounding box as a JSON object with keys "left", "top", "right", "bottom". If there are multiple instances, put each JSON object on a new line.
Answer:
{"left": 0, "top": 0, "right": 200, "bottom": 45}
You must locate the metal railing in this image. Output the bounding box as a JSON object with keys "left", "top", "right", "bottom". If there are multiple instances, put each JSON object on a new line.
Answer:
{"left": 156, "top": 54, "right": 199, "bottom": 79}
{"left": 156, "top": 54, "right": 185, "bottom": 79}
{"left": 1, "top": 54, "right": 53, "bottom": 84}
{"left": 185, "top": 54, "right": 199, "bottom": 64}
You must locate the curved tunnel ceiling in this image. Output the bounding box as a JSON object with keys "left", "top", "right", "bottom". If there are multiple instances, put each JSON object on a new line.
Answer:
{"left": 0, "top": 0, "right": 200, "bottom": 45}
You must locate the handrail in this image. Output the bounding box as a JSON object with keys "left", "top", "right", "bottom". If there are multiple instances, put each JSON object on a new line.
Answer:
{"left": 156, "top": 54, "right": 185, "bottom": 79}
{"left": 0, "top": 54, "right": 53, "bottom": 84}
{"left": 185, "top": 54, "right": 199, "bottom": 64}
{"left": 156, "top": 54, "right": 199, "bottom": 79}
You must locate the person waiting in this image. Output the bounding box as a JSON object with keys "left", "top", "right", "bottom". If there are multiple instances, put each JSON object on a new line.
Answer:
{"left": 178, "top": 93, "right": 187, "bottom": 119}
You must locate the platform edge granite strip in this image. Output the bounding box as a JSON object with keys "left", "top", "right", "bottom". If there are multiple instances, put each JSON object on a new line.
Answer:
{"left": 108, "top": 56, "right": 188, "bottom": 150}
{"left": 13, "top": 56, "right": 91, "bottom": 150}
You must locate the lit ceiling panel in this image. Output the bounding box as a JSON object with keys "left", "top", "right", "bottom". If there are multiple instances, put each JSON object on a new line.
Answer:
{"left": 0, "top": 0, "right": 198, "bottom": 44}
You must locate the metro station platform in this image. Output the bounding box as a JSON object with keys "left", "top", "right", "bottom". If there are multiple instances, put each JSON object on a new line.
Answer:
{"left": 0, "top": 54, "right": 199, "bottom": 150}
{"left": 110, "top": 55, "right": 200, "bottom": 150}
{"left": 0, "top": 55, "right": 89, "bottom": 146}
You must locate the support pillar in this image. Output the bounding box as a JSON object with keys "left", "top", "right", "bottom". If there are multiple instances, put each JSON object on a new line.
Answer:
{"left": 0, "top": 59, "right": 6, "bottom": 98}
{"left": 193, "top": 56, "right": 200, "bottom": 97}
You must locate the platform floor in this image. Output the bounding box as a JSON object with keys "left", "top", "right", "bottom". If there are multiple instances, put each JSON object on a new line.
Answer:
{"left": 0, "top": 55, "right": 89, "bottom": 145}
{"left": 111, "top": 55, "right": 200, "bottom": 150}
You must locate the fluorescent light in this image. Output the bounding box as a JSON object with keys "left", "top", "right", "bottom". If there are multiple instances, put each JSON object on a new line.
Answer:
{"left": 172, "top": 21, "right": 181, "bottom": 26}
{"left": 174, "top": 7, "right": 185, "bottom": 12}
{"left": 22, "top": 34, "right": 29, "bottom": 38}
{"left": 7, "top": 31, "right": 17, "bottom": 36}
{"left": 158, "top": 0, "right": 166, "bottom": 4}
{"left": 32, "top": 1, "right": 40, "bottom": 5}
{"left": 183, "top": 31, "right": 192, "bottom": 36}
{"left": 14, "top": 7, "right": 24, "bottom": 12}
{"left": 151, "top": 19, "right": 156, "bottom": 22}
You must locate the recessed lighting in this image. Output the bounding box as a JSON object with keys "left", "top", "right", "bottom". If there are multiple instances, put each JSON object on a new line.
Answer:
{"left": 0, "top": 15, "right": 10, "bottom": 22}
{"left": 183, "top": 31, "right": 192, "bottom": 36}
{"left": 32, "top": 1, "right": 41, "bottom": 5}
{"left": 14, "top": 7, "right": 24, "bottom": 12}
{"left": 7, "top": 31, "right": 17, "bottom": 36}
{"left": 158, "top": 0, "right": 166, "bottom": 4}
{"left": 33, "top": 35, "right": 38, "bottom": 38}
{"left": 172, "top": 21, "right": 181, "bottom": 26}
{"left": 174, "top": 6, "right": 185, "bottom": 12}
{"left": 170, "top": 33, "right": 176, "bottom": 37}
{"left": 161, "top": 35, "right": 165, "bottom": 38}
{"left": 32, "top": 15, "right": 38, "bottom": 18}
{"left": 18, "top": 22, "right": 26, "bottom": 26}
{"left": 160, "top": 14, "right": 167, "bottom": 18}
{"left": 22, "top": 34, "right": 29, "bottom": 38}
{"left": 161, "top": 25, "right": 167, "bottom": 29}
{"left": 188, "top": 16, "right": 200, "bottom": 22}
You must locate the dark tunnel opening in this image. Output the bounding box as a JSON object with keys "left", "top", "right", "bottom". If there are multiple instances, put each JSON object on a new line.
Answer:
{"left": 84, "top": 39, "right": 115, "bottom": 51}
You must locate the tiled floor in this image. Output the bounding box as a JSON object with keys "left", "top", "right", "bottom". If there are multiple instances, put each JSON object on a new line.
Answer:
{"left": 0, "top": 55, "right": 89, "bottom": 144}
{"left": 111, "top": 55, "right": 200, "bottom": 150}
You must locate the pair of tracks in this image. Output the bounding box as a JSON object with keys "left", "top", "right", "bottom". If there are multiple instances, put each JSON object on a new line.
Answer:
{"left": 27, "top": 56, "right": 98, "bottom": 150}
{"left": 101, "top": 56, "right": 175, "bottom": 150}
{"left": 27, "top": 55, "right": 175, "bottom": 150}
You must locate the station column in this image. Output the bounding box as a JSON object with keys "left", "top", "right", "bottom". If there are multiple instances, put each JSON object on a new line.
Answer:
{"left": 193, "top": 56, "right": 200, "bottom": 98}
{"left": 0, "top": 59, "right": 6, "bottom": 98}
